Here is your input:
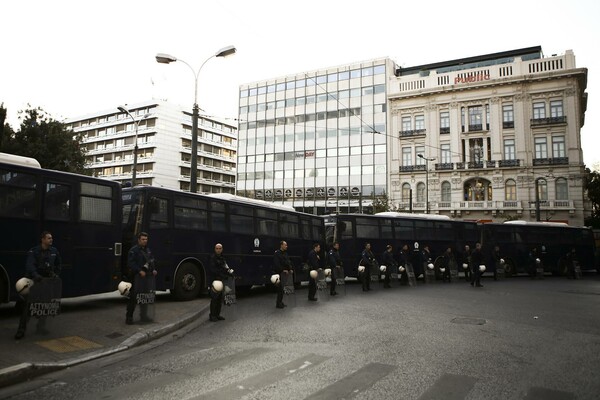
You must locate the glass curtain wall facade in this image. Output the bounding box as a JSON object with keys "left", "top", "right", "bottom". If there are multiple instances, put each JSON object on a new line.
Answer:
{"left": 237, "top": 59, "right": 393, "bottom": 214}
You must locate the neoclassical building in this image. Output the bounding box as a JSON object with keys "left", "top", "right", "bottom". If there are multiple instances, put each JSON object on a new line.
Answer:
{"left": 388, "top": 46, "right": 589, "bottom": 225}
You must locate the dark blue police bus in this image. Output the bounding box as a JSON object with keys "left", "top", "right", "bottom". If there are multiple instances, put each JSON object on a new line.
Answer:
{"left": 121, "top": 186, "right": 324, "bottom": 300}
{"left": 324, "top": 212, "right": 479, "bottom": 278}
{"left": 0, "top": 153, "right": 123, "bottom": 303}
{"left": 479, "top": 220, "right": 597, "bottom": 276}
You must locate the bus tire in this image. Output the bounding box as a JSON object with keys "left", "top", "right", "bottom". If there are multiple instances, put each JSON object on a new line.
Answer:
{"left": 504, "top": 260, "right": 516, "bottom": 277}
{"left": 172, "top": 263, "right": 203, "bottom": 301}
{"left": 0, "top": 272, "right": 7, "bottom": 304}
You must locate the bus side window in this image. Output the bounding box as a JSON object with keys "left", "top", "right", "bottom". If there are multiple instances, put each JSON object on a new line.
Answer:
{"left": 149, "top": 197, "right": 169, "bottom": 228}
{"left": 44, "top": 182, "right": 71, "bottom": 221}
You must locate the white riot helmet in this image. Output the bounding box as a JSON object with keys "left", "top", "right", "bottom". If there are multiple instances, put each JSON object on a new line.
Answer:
{"left": 270, "top": 274, "right": 280, "bottom": 284}
{"left": 212, "top": 280, "right": 224, "bottom": 292}
{"left": 440, "top": 267, "right": 446, "bottom": 272}
{"left": 500, "top": 258, "right": 505, "bottom": 264}
{"left": 228, "top": 269, "right": 234, "bottom": 275}
{"left": 15, "top": 278, "right": 34, "bottom": 296}
{"left": 324, "top": 268, "right": 332, "bottom": 277}
{"left": 309, "top": 270, "right": 318, "bottom": 279}
{"left": 479, "top": 265, "right": 486, "bottom": 272}
{"left": 427, "top": 263, "right": 434, "bottom": 270}
{"left": 358, "top": 265, "right": 366, "bottom": 273}
{"left": 535, "top": 258, "right": 541, "bottom": 264}
{"left": 117, "top": 281, "right": 132, "bottom": 297}
{"left": 380, "top": 265, "right": 387, "bottom": 272}
{"left": 462, "top": 263, "right": 468, "bottom": 269}
{"left": 399, "top": 266, "right": 406, "bottom": 273}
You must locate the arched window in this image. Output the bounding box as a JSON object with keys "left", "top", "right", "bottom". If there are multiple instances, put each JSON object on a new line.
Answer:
{"left": 537, "top": 178, "right": 548, "bottom": 201}
{"left": 441, "top": 181, "right": 451, "bottom": 202}
{"left": 416, "top": 182, "right": 425, "bottom": 202}
{"left": 402, "top": 183, "right": 411, "bottom": 201}
{"left": 505, "top": 179, "right": 517, "bottom": 201}
{"left": 555, "top": 178, "right": 568, "bottom": 200}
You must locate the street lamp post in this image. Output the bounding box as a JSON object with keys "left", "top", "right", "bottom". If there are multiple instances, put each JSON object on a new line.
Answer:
{"left": 117, "top": 106, "right": 149, "bottom": 187}
{"left": 156, "top": 45, "right": 236, "bottom": 193}
{"left": 418, "top": 154, "right": 436, "bottom": 214}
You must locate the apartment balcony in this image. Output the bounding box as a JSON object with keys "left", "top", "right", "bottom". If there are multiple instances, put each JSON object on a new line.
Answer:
{"left": 399, "top": 165, "right": 426, "bottom": 173}
{"left": 503, "top": 121, "right": 515, "bottom": 129}
{"left": 467, "top": 161, "right": 484, "bottom": 169}
{"left": 435, "top": 163, "right": 454, "bottom": 171}
{"left": 439, "top": 127, "right": 450, "bottom": 134}
{"left": 533, "top": 157, "right": 569, "bottom": 166}
{"left": 399, "top": 129, "right": 426, "bottom": 138}
{"left": 499, "top": 159, "right": 521, "bottom": 168}
{"left": 530, "top": 116, "right": 567, "bottom": 126}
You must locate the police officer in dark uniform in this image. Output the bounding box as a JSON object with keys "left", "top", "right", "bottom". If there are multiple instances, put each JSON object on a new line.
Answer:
{"left": 528, "top": 246, "right": 540, "bottom": 278}
{"left": 307, "top": 243, "right": 321, "bottom": 301}
{"left": 381, "top": 245, "right": 396, "bottom": 288}
{"left": 15, "top": 231, "right": 61, "bottom": 340}
{"left": 273, "top": 241, "right": 293, "bottom": 309}
{"left": 441, "top": 246, "right": 453, "bottom": 283}
{"left": 462, "top": 244, "right": 472, "bottom": 282}
{"left": 208, "top": 243, "right": 234, "bottom": 321}
{"left": 327, "top": 242, "right": 342, "bottom": 296}
{"left": 565, "top": 248, "right": 577, "bottom": 279}
{"left": 361, "top": 243, "right": 376, "bottom": 291}
{"left": 491, "top": 245, "right": 502, "bottom": 281}
{"left": 470, "top": 242, "right": 484, "bottom": 287}
{"left": 126, "top": 232, "right": 157, "bottom": 325}
{"left": 398, "top": 244, "right": 411, "bottom": 285}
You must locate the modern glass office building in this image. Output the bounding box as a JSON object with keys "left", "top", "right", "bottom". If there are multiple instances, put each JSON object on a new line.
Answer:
{"left": 236, "top": 58, "right": 396, "bottom": 214}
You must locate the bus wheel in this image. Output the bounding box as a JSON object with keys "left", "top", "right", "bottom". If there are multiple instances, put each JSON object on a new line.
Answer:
{"left": 173, "top": 263, "right": 202, "bottom": 301}
{"left": 504, "top": 260, "right": 516, "bottom": 277}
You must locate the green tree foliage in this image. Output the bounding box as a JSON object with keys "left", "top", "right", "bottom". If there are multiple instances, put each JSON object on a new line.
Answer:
{"left": 371, "top": 193, "right": 392, "bottom": 214}
{"left": 0, "top": 105, "right": 88, "bottom": 174}
{"left": 584, "top": 167, "right": 600, "bottom": 228}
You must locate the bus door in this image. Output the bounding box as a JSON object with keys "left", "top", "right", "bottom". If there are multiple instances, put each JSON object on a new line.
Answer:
{"left": 145, "top": 195, "right": 172, "bottom": 288}
{"left": 41, "top": 181, "right": 75, "bottom": 288}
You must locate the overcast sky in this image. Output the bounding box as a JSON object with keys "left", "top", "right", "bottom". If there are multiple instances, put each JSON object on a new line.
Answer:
{"left": 2, "top": 0, "right": 599, "bottom": 166}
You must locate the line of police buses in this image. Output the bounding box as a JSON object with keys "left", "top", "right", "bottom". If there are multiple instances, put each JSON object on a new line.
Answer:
{"left": 1, "top": 152, "right": 597, "bottom": 305}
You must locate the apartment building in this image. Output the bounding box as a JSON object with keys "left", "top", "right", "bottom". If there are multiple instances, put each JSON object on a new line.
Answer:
{"left": 66, "top": 100, "right": 237, "bottom": 193}
{"left": 388, "top": 46, "right": 588, "bottom": 224}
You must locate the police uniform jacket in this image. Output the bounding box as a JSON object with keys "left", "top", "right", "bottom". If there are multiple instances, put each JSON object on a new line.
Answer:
{"left": 127, "top": 245, "right": 155, "bottom": 278}
{"left": 399, "top": 250, "right": 411, "bottom": 266}
{"left": 307, "top": 249, "right": 321, "bottom": 270}
{"left": 361, "top": 250, "right": 375, "bottom": 267}
{"left": 209, "top": 253, "right": 232, "bottom": 282}
{"left": 471, "top": 248, "right": 483, "bottom": 267}
{"left": 381, "top": 251, "right": 397, "bottom": 268}
{"left": 328, "top": 249, "right": 342, "bottom": 268}
{"left": 273, "top": 249, "right": 293, "bottom": 274}
{"left": 26, "top": 245, "right": 61, "bottom": 280}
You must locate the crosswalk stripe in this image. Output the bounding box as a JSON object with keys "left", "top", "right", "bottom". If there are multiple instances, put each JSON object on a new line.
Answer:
{"left": 305, "top": 362, "right": 397, "bottom": 400}
{"left": 524, "top": 387, "right": 576, "bottom": 400}
{"left": 417, "top": 373, "right": 477, "bottom": 400}
{"left": 88, "top": 347, "right": 272, "bottom": 400}
{"left": 189, "top": 353, "right": 330, "bottom": 400}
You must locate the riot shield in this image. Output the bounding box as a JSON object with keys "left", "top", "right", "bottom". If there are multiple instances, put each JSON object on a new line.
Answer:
{"left": 495, "top": 261, "right": 506, "bottom": 280}
{"left": 26, "top": 277, "right": 61, "bottom": 335}
{"left": 222, "top": 276, "right": 237, "bottom": 320}
{"left": 535, "top": 261, "right": 544, "bottom": 280}
{"left": 405, "top": 262, "right": 417, "bottom": 287}
{"left": 334, "top": 265, "right": 346, "bottom": 296}
{"left": 282, "top": 271, "right": 296, "bottom": 307}
{"left": 316, "top": 269, "right": 329, "bottom": 301}
{"left": 134, "top": 274, "right": 156, "bottom": 321}
{"left": 424, "top": 262, "right": 436, "bottom": 284}
{"left": 449, "top": 259, "right": 459, "bottom": 281}
{"left": 573, "top": 261, "right": 582, "bottom": 279}
{"left": 370, "top": 263, "right": 380, "bottom": 289}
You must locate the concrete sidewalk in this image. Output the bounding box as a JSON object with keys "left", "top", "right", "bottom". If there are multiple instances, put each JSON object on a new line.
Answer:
{"left": 0, "top": 291, "right": 209, "bottom": 388}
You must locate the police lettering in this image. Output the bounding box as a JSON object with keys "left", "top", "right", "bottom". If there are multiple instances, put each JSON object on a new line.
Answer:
{"left": 136, "top": 292, "right": 156, "bottom": 305}
{"left": 29, "top": 300, "right": 61, "bottom": 317}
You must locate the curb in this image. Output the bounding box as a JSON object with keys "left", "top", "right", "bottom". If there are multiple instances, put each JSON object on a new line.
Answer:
{"left": 0, "top": 304, "right": 209, "bottom": 389}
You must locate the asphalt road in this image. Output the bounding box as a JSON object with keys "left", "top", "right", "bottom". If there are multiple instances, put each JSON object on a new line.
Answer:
{"left": 2, "top": 275, "right": 600, "bottom": 400}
